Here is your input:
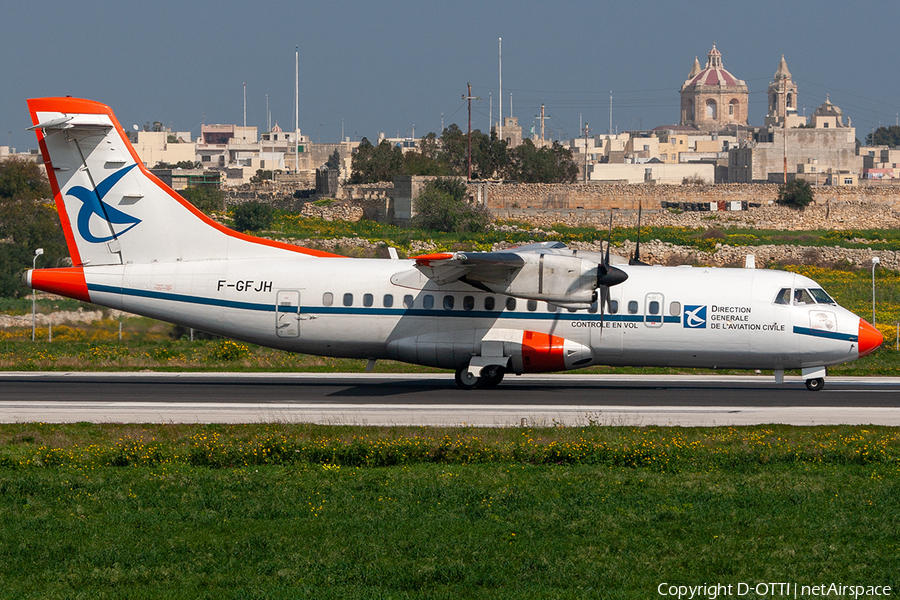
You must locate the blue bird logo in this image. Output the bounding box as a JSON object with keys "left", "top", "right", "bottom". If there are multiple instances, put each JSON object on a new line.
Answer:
{"left": 67, "top": 164, "right": 142, "bottom": 243}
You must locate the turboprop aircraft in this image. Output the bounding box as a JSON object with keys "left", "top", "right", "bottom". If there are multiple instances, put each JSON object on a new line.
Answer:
{"left": 24, "top": 97, "right": 882, "bottom": 391}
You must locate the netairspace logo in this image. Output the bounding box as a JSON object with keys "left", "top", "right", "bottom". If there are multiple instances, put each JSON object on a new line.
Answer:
{"left": 657, "top": 582, "right": 892, "bottom": 599}
{"left": 683, "top": 305, "right": 707, "bottom": 329}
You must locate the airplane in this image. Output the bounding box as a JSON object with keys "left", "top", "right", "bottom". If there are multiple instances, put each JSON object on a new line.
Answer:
{"left": 24, "top": 97, "right": 882, "bottom": 391}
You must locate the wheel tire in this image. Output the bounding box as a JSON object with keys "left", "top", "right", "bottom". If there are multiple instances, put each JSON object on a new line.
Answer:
{"left": 480, "top": 365, "right": 505, "bottom": 388}
{"left": 455, "top": 367, "right": 480, "bottom": 390}
{"left": 805, "top": 377, "right": 825, "bottom": 392}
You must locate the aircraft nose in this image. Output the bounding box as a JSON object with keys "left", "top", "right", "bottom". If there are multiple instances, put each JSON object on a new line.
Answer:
{"left": 858, "top": 319, "right": 883, "bottom": 358}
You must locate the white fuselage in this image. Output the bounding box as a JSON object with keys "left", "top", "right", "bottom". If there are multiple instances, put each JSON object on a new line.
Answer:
{"left": 80, "top": 256, "right": 864, "bottom": 373}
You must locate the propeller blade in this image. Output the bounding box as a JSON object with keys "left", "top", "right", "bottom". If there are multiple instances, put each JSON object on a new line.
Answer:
{"left": 629, "top": 202, "right": 648, "bottom": 266}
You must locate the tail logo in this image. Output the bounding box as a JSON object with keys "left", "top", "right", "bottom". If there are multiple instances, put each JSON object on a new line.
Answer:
{"left": 67, "top": 164, "right": 142, "bottom": 243}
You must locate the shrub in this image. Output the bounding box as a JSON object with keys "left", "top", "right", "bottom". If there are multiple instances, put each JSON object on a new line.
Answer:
{"left": 412, "top": 178, "right": 490, "bottom": 233}
{"left": 776, "top": 179, "right": 814, "bottom": 211}
{"left": 180, "top": 186, "right": 224, "bottom": 214}
{"left": 231, "top": 201, "right": 274, "bottom": 233}
{"left": 210, "top": 340, "right": 251, "bottom": 361}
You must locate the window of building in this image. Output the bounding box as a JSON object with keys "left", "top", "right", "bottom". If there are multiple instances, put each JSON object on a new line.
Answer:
{"left": 484, "top": 296, "right": 496, "bottom": 311}
{"left": 628, "top": 300, "right": 639, "bottom": 314}
{"left": 383, "top": 294, "right": 394, "bottom": 308}
{"left": 322, "top": 292, "right": 333, "bottom": 307}
{"left": 844, "top": 177, "right": 853, "bottom": 185}
{"left": 443, "top": 295, "right": 455, "bottom": 310}
{"left": 423, "top": 295, "right": 434, "bottom": 309}
{"left": 706, "top": 100, "right": 717, "bottom": 120}
{"left": 363, "top": 293, "right": 374, "bottom": 307}
{"left": 463, "top": 296, "right": 475, "bottom": 311}
{"left": 342, "top": 293, "right": 353, "bottom": 307}
{"left": 403, "top": 295, "right": 414, "bottom": 308}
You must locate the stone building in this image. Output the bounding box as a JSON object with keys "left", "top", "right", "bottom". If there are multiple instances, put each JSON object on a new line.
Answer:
{"left": 728, "top": 96, "right": 861, "bottom": 184}
{"left": 680, "top": 45, "right": 749, "bottom": 131}
{"left": 764, "top": 55, "right": 806, "bottom": 128}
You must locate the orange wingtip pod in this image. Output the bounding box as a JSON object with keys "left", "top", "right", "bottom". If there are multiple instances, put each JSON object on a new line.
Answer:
{"left": 28, "top": 268, "right": 91, "bottom": 303}
{"left": 411, "top": 252, "right": 454, "bottom": 266}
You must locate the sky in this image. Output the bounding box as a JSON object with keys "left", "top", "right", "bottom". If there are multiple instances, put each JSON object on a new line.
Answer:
{"left": 2, "top": 0, "right": 899, "bottom": 152}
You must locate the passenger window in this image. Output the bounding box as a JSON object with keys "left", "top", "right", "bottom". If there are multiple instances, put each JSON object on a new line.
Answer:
{"left": 610, "top": 300, "right": 619, "bottom": 314}
{"left": 443, "top": 295, "right": 455, "bottom": 310}
{"left": 774, "top": 288, "right": 791, "bottom": 305}
{"left": 793, "top": 289, "right": 814, "bottom": 306}
{"left": 506, "top": 297, "right": 517, "bottom": 311}
{"left": 484, "top": 296, "right": 496, "bottom": 311}
{"left": 322, "top": 292, "right": 333, "bottom": 307}
{"left": 423, "top": 295, "right": 434, "bottom": 309}
{"left": 669, "top": 301, "right": 681, "bottom": 316}
{"left": 568, "top": 306, "right": 578, "bottom": 313}
{"left": 547, "top": 303, "right": 558, "bottom": 313}
{"left": 588, "top": 301, "right": 598, "bottom": 314}
{"left": 342, "top": 293, "right": 353, "bottom": 306}
{"left": 463, "top": 296, "right": 475, "bottom": 311}
{"left": 527, "top": 300, "right": 537, "bottom": 311}
{"left": 809, "top": 288, "right": 836, "bottom": 305}
{"left": 649, "top": 300, "right": 660, "bottom": 315}
{"left": 383, "top": 294, "right": 394, "bottom": 308}
{"left": 363, "top": 293, "right": 374, "bottom": 307}
{"left": 403, "top": 295, "right": 414, "bottom": 308}
{"left": 628, "top": 300, "right": 638, "bottom": 314}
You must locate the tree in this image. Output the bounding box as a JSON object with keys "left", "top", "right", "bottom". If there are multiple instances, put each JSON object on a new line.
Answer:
{"left": 0, "top": 159, "right": 66, "bottom": 297}
{"left": 231, "top": 201, "right": 274, "bottom": 232}
{"left": 506, "top": 140, "right": 578, "bottom": 183}
{"left": 325, "top": 149, "right": 341, "bottom": 171}
{"left": 350, "top": 138, "right": 404, "bottom": 183}
{"left": 776, "top": 179, "right": 814, "bottom": 211}
{"left": 412, "top": 178, "right": 489, "bottom": 233}
{"left": 866, "top": 126, "right": 900, "bottom": 148}
{"left": 250, "top": 169, "right": 274, "bottom": 184}
{"left": 180, "top": 186, "right": 225, "bottom": 215}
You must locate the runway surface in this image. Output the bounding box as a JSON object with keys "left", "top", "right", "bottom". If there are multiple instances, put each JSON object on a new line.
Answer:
{"left": 1, "top": 372, "right": 899, "bottom": 426}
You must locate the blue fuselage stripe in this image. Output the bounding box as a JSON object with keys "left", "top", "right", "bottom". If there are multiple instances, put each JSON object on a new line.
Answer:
{"left": 793, "top": 326, "right": 858, "bottom": 342}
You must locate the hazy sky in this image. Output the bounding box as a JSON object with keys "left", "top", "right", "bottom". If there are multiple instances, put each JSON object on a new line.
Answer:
{"left": 2, "top": 0, "right": 899, "bottom": 151}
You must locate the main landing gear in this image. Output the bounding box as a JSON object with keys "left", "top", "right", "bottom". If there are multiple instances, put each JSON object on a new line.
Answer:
{"left": 805, "top": 377, "right": 825, "bottom": 392}
{"left": 455, "top": 365, "right": 505, "bottom": 390}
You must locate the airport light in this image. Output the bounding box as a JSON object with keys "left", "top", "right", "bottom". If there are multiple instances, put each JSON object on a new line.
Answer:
{"left": 32, "top": 248, "right": 43, "bottom": 341}
{"left": 872, "top": 256, "right": 880, "bottom": 326}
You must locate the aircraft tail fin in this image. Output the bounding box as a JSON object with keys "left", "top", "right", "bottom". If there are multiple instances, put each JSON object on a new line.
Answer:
{"left": 27, "top": 97, "right": 336, "bottom": 267}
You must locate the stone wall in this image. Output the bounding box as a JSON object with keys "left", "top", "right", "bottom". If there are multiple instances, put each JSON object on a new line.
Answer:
{"left": 493, "top": 200, "right": 900, "bottom": 231}
{"left": 474, "top": 182, "right": 900, "bottom": 212}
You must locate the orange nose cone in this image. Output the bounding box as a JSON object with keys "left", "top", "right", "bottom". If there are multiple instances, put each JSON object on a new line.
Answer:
{"left": 858, "top": 319, "right": 883, "bottom": 358}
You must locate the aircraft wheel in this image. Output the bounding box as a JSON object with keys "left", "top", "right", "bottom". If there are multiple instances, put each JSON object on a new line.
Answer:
{"left": 805, "top": 377, "right": 825, "bottom": 392}
{"left": 480, "top": 365, "right": 505, "bottom": 388}
{"left": 455, "top": 367, "right": 480, "bottom": 390}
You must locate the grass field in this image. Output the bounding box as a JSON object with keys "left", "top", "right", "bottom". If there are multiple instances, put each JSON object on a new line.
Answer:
{"left": 0, "top": 424, "right": 898, "bottom": 599}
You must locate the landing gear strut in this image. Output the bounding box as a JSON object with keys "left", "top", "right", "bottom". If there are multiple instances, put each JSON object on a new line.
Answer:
{"left": 805, "top": 377, "right": 825, "bottom": 392}
{"left": 454, "top": 365, "right": 506, "bottom": 390}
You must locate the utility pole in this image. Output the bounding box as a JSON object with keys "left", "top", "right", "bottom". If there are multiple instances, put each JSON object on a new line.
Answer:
{"left": 535, "top": 104, "right": 549, "bottom": 142}
{"left": 782, "top": 75, "right": 788, "bottom": 184}
{"left": 583, "top": 122, "right": 591, "bottom": 183}
{"left": 294, "top": 45, "right": 299, "bottom": 174}
{"left": 498, "top": 38, "right": 502, "bottom": 142}
{"left": 462, "top": 83, "right": 481, "bottom": 181}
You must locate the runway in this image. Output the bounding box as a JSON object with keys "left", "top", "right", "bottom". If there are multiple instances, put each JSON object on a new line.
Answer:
{"left": 1, "top": 372, "right": 899, "bottom": 426}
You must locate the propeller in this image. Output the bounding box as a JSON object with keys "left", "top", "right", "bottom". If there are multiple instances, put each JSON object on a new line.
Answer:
{"left": 596, "top": 211, "right": 628, "bottom": 328}
{"left": 629, "top": 202, "right": 649, "bottom": 266}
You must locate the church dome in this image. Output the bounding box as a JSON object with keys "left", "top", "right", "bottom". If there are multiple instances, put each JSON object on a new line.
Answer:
{"left": 686, "top": 44, "right": 745, "bottom": 87}
{"left": 813, "top": 96, "right": 843, "bottom": 118}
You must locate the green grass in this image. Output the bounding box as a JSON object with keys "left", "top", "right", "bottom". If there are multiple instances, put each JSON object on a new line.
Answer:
{"left": 0, "top": 424, "right": 898, "bottom": 599}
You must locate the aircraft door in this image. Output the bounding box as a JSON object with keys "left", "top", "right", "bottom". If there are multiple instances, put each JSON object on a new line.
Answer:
{"left": 276, "top": 290, "right": 301, "bottom": 338}
{"left": 644, "top": 293, "right": 664, "bottom": 328}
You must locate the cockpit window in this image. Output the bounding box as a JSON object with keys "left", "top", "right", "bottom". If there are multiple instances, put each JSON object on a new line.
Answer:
{"left": 775, "top": 288, "right": 791, "bottom": 305}
{"left": 793, "top": 288, "right": 815, "bottom": 305}
{"left": 809, "top": 288, "right": 836, "bottom": 305}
